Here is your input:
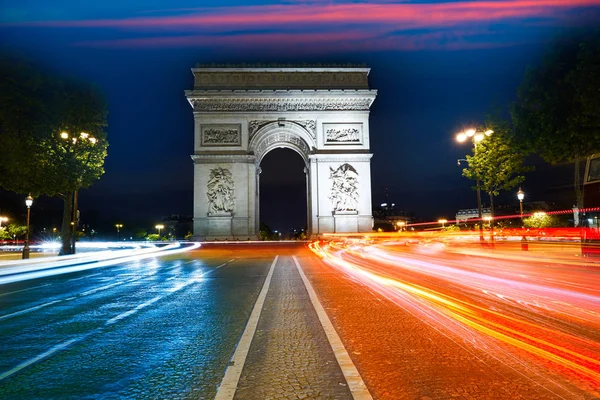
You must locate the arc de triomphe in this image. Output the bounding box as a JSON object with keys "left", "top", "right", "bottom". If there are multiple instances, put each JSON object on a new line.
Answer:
{"left": 185, "top": 67, "right": 377, "bottom": 240}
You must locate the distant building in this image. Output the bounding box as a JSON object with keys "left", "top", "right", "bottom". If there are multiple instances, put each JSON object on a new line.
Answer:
{"left": 160, "top": 215, "right": 193, "bottom": 239}
{"left": 455, "top": 208, "right": 492, "bottom": 224}
{"left": 373, "top": 202, "right": 413, "bottom": 231}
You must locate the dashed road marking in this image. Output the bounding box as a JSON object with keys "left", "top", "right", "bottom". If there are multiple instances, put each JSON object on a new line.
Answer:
{"left": 293, "top": 256, "right": 373, "bottom": 400}
{"left": 214, "top": 255, "right": 278, "bottom": 400}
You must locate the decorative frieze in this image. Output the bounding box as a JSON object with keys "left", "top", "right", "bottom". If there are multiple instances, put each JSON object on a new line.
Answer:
{"left": 191, "top": 98, "right": 372, "bottom": 112}
{"left": 329, "top": 163, "right": 359, "bottom": 212}
{"left": 207, "top": 168, "right": 235, "bottom": 214}
{"left": 201, "top": 124, "right": 241, "bottom": 146}
{"left": 323, "top": 123, "right": 363, "bottom": 144}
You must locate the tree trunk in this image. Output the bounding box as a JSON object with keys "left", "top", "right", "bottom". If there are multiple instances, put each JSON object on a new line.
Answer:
{"left": 574, "top": 155, "right": 584, "bottom": 209}
{"left": 489, "top": 193, "right": 495, "bottom": 228}
{"left": 71, "top": 190, "right": 78, "bottom": 254}
{"left": 60, "top": 191, "right": 74, "bottom": 255}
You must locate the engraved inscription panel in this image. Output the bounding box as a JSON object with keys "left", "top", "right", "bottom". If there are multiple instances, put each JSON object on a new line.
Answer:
{"left": 323, "top": 123, "right": 363, "bottom": 144}
{"left": 201, "top": 124, "right": 241, "bottom": 147}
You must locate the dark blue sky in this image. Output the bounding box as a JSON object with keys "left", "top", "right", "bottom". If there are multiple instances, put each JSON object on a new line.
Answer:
{"left": 2, "top": 0, "right": 598, "bottom": 232}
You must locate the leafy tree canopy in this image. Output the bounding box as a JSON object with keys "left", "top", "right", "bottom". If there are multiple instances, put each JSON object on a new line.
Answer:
{"left": 512, "top": 31, "right": 600, "bottom": 162}
{"left": 511, "top": 31, "right": 600, "bottom": 209}
{"left": 462, "top": 119, "right": 531, "bottom": 200}
{"left": 0, "top": 223, "right": 27, "bottom": 240}
{"left": 0, "top": 55, "right": 108, "bottom": 198}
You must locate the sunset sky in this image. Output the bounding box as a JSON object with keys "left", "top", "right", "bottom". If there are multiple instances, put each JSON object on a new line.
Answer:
{"left": 2, "top": 0, "right": 599, "bottom": 231}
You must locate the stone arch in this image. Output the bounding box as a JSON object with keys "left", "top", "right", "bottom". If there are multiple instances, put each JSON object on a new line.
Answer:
{"left": 249, "top": 121, "right": 316, "bottom": 165}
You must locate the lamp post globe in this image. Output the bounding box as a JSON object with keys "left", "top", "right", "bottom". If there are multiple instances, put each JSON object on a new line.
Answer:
{"left": 115, "top": 224, "right": 123, "bottom": 241}
{"left": 22, "top": 194, "right": 33, "bottom": 259}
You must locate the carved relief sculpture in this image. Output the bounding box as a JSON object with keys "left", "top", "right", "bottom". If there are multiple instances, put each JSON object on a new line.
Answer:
{"left": 207, "top": 168, "right": 235, "bottom": 214}
{"left": 324, "top": 123, "right": 363, "bottom": 143}
{"left": 329, "top": 163, "right": 359, "bottom": 212}
{"left": 201, "top": 125, "right": 241, "bottom": 146}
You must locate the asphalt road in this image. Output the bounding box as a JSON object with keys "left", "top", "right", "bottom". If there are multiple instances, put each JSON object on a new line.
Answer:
{"left": 308, "top": 237, "right": 600, "bottom": 399}
{"left": 0, "top": 247, "right": 273, "bottom": 399}
{"left": 2, "top": 240, "right": 599, "bottom": 399}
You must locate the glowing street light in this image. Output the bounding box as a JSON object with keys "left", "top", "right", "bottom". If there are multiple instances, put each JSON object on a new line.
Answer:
{"left": 438, "top": 219, "right": 447, "bottom": 228}
{"left": 0, "top": 216, "right": 7, "bottom": 229}
{"left": 155, "top": 224, "right": 165, "bottom": 237}
{"left": 396, "top": 221, "right": 406, "bottom": 231}
{"left": 115, "top": 223, "right": 123, "bottom": 241}
{"left": 517, "top": 187, "right": 525, "bottom": 217}
{"left": 22, "top": 194, "right": 33, "bottom": 259}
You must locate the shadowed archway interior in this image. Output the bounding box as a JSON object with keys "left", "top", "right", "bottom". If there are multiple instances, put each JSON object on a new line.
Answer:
{"left": 259, "top": 148, "right": 307, "bottom": 236}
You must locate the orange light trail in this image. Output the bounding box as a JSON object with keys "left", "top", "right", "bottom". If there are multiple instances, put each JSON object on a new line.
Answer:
{"left": 309, "top": 237, "right": 600, "bottom": 396}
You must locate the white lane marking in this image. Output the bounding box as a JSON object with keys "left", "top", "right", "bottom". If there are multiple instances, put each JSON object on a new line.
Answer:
{"left": 0, "top": 262, "right": 186, "bottom": 321}
{"left": 105, "top": 296, "right": 162, "bottom": 325}
{"left": 0, "top": 300, "right": 62, "bottom": 321}
{"left": 0, "top": 259, "right": 232, "bottom": 381}
{"left": 67, "top": 272, "right": 102, "bottom": 282}
{"left": 0, "top": 337, "right": 82, "bottom": 381}
{"left": 293, "top": 256, "right": 373, "bottom": 400}
{"left": 0, "top": 283, "right": 51, "bottom": 298}
{"left": 214, "top": 255, "right": 278, "bottom": 400}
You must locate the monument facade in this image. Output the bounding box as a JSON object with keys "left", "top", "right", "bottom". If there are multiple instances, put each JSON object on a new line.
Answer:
{"left": 185, "top": 67, "right": 377, "bottom": 240}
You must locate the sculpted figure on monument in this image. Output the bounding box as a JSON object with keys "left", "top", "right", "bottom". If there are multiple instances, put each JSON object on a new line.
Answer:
{"left": 329, "top": 163, "right": 359, "bottom": 212}
{"left": 207, "top": 168, "right": 235, "bottom": 214}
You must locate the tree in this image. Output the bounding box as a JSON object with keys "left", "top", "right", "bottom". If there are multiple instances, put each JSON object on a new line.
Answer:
{"left": 0, "top": 223, "right": 28, "bottom": 241}
{"left": 462, "top": 120, "right": 531, "bottom": 218}
{"left": 523, "top": 213, "right": 568, "bottom": 228}
{"left": 512, "top": 32, "right": 600, "bottom": 211}
{"left": 0, "top": 55, "right": 108, "bottom": 255}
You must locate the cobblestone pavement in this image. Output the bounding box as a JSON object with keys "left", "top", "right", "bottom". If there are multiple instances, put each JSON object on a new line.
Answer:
{"left": 297, "top": 253, "right": 597, "bottom": 400}
{"left": 234, "top": 255, "right": 352, "bottom": 400}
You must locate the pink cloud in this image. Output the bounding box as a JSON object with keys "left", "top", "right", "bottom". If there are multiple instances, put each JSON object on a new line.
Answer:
{"left": 10, "top": 0, "right": 600, "bottom": 31}
{"left": 73, "top": 27, "right": 535, "bottom": 53}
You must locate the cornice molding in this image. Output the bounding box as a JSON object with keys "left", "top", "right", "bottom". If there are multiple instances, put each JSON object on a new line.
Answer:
{"left": 188, "top": 97, "right": 374, "bottom": 112}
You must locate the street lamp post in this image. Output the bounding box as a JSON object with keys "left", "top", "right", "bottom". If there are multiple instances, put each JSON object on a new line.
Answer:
{"left": 115, "top": 224, "right": 123, "bottom": 241}
{"left": 517, "top": 187, "right": 525, "bottom": 217}
{"left": 22, "top": 194, "right": 33, "bottom": 259}
{"left": 155, "top": 224, "right": 164, "bottom": 237}
{"left": 456, "top": 128, "right": 493, "bottom": 242}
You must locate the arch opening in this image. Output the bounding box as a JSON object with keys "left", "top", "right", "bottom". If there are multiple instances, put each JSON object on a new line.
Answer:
{"left": 259, "top": 148, "right": 308, "bottom": 240}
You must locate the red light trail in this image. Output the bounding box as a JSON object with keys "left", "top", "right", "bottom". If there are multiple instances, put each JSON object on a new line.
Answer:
{"left": 310, "top": 233, "right": 600, "bottom": 397}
